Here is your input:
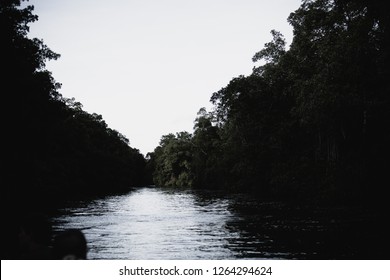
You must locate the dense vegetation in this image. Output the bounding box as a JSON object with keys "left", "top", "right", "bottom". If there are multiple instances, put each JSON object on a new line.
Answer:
{"left": 4, "top": 0, "right": 387, "bottom": 209}
{"left": 2, "top": 0, "right": 389, "bottom": 260}
{"left": 1, "top": 0, "right": 146, "bottom": 214}
{"left": 150, "top": 0, "right": 390, "bottom": 205}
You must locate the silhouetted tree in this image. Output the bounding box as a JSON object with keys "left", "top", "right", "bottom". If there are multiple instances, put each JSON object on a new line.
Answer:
{"left": 151, "top": 0, "right": 390, "bottom": 205}
{"left": 152, "top": 132, "right": 194, "bottom": 187}
{"left": 1, "top": 0, "right": 147, "bottom": 215}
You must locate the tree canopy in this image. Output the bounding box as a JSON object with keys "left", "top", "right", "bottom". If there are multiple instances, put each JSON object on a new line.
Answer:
{"left": 1, "top": 0, "right": 147, "bottom": 214}
{"left": 150, "top": 0, "right": 390, "bottom": 205}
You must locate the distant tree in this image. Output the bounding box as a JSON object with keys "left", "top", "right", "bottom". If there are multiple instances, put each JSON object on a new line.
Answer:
{"left": 153, "top": 132, "right": 194, "bottom": 187}
{"left": 191, "top": 108, "right": 222, "bottom": 188}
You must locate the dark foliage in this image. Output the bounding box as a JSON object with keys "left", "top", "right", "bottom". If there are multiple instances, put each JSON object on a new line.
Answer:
{"left": 1, "top": 0, "right": 146, "bottom": 215}
{"left": 151, "top": 0, "right": 390, "bottom": 207}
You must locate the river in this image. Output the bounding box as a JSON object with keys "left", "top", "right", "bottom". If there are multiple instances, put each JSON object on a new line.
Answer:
{"left": 51, "top": 186, "right": 383, "bottom": 259}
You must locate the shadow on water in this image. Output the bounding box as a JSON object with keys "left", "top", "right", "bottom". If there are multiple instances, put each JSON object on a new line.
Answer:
{"left": 225, "top": 195, "right": 388, "bottom": 259}
{"left": 50, "top": 186, "right": 388, "bottom": 259}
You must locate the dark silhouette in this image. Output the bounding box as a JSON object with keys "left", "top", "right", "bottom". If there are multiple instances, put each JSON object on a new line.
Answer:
{"left": 52, "top": 229, "right": 88, "bottom": 260}
{"left": 1, "top": 0, "right": 147, "bottom": 259}
{"left": 8, "top": 213, "right": 53, "bottom": 260}
{"left": 2, "top": 0, "right": 389, "bottom": 260}
{"left": 150, "top": 0, "right": 390, "bottom": 208}
{"left": 148, "top": 0, "right": 390, "bottom": 259}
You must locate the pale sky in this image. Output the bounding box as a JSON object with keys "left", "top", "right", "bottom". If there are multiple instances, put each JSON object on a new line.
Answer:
{"left": 27, "top": 0, "right": 302, "bottom": 155}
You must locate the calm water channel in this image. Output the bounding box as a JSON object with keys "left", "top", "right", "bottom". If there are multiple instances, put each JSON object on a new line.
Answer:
{"left": 51, "top": 186, "right": 382, "bottom": 259}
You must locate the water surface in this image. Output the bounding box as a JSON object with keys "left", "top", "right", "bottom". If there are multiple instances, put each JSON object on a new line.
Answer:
{"left": 52, "top": 187, "right": 382, "bottom": 259}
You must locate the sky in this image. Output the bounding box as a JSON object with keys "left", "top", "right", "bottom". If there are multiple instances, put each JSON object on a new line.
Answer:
{"left": 27, "top": 0, "right": 302, "bottom": 156}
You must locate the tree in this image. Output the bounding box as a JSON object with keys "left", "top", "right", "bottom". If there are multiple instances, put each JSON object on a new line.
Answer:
{"left": 150, "top": 0, "right": 389, "bottom": 204}
{"left": 1, "top": 0, "right": 147, "bottom": 212}
{"left": 286, "top": 0, "right": 390, "bottom": 199}
{"left": 191, "top": 108, "right": 222, "bottom": 188}
{"left": 153, "top": 132, "right": 194, "bottom": 187}
{"left": 205, "top": 0, "right": 389, "bottom": 201}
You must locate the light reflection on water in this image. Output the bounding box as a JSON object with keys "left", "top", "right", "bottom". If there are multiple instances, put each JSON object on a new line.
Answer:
{"left": 53, "top": 187, "right": 246, "bottom": 259}
{"left": 51, "top": 186, "right": 374, "bottom": 259}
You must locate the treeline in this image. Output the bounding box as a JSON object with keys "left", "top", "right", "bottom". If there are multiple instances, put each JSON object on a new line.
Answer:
{"left": 149, "top": 0, "right": 390, "bottom": 204}
{"left": 1, "top": 0, "right": 146, "bottom": 213}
